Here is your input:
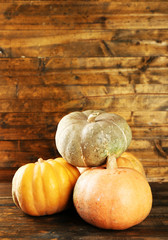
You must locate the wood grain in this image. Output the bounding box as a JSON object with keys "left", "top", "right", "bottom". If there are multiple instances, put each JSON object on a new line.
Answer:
{"left": 1, "top": 68, "right": 168, "bottom": 85}
{"left": 0, "top": 84, "right": 167, "bottom": 100}
{"left": 0, "top": 31, "right": 168, "bottom": 58}
{"left": 0, "top": 57, "right": 167, "bottom": 72}
{"left": 0, "top": 0, "right": 167, "bottom": 181}
{"left": 0, "top": 29, "right": 168, "bottom": 58}
{"left": 2, "top": 2, "right": 168, "bottom": 16}
{"left": 0, "top": 2, "right": 168, "bottom": 30}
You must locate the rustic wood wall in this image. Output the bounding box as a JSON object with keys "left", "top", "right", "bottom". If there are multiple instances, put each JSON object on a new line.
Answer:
{"left": 0, "top": 0, "right": 167, "bottom": 182}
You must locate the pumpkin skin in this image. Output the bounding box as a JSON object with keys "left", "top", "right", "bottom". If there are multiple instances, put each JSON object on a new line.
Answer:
{"left": 77, "top": 152, "right": 145, "bottom": 176}
{"left": 73, "top": 168, "right": 152, "bottom": 230}
{"left": 12, "top": 158, "right": 80, "bottom": 216}
{"left": 56, "top": 110, "right": 132, "bottom": 167}
{"left": 116, "top": 152, "right": 146, "bottom": 177}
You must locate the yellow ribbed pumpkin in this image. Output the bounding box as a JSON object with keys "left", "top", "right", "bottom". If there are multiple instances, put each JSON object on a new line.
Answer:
{"left": 12, "top": 157, "right": 80, "bottom": 216}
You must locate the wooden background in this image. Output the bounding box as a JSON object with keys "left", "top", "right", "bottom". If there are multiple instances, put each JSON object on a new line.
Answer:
{"left": 0, "top": 0, "right": 167, "bottom": 182}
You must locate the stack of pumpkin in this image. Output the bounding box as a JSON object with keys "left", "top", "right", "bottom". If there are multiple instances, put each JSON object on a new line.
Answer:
{"left": 12, "top": 110, "right": 152, "bottom": 230}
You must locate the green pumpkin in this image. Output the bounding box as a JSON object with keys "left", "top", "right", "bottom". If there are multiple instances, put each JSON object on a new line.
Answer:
{"left": 55, "top": 110, "right": 132, "bottom": 167}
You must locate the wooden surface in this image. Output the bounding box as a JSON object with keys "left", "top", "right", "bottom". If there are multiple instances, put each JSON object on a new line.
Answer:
{"left": 0, "top": 0, "right": 168, "bottom": 182}
{"left": 0, "top": 182, "right": 168, "bottom": 239}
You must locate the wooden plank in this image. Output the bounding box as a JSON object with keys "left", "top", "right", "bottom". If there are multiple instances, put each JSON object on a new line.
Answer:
{"left": 0, "top": 11, "right": 168, "bottom": 30}
{"left": 1, "top": 39, "right": 168, "bottom": 58}
{"left": 0, "top": 57, "right": 167, "bottom": 75}
{"left": 0, "top": 84, "right": 167, "bottom": 100}
{"left": 0, "top": 96, "right": 166, "bottom": 114}
{"left": 1, "top": 29, "right": 168, "bottom": 44}
{"left": 0, "top": 95, "right": 167, "bottom": 113}
{"left": 0, "top": 29, "right": 168, "bottom": 58}
{"left": 1, "top": 68, "right": 168, "bottom": 85}
{"left": 1, "top": 2, "right": 168, "bottom": 16}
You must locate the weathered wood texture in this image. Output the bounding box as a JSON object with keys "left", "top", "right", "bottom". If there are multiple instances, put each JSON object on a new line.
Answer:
{"left": 0, "top": 182, "right": 168, "bottom": 239}
{"left": 0, "top": 0, "right": 167, "bottom": 182}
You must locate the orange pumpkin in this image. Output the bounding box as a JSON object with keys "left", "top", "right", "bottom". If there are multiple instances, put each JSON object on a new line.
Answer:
{"left": 12, "top": 157, "right": 80, "bottom": 216}
{"left": 116, "top": 152, "right": 146, "bottom": 177}
{"left": 73, "top": 168, "right": 152, "bottom": 230}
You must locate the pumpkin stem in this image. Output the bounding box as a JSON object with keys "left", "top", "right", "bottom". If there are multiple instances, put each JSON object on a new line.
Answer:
{"left": 106, "top": 155, "right": 118, "bottom": 170}
{"left": 38, "top": 158, "right": 44, "bottom": 164}
{"left": 87, "top": 112, "right": 101, "bottom": 123}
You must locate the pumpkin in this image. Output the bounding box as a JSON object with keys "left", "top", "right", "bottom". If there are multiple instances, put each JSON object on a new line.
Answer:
{"left": 77, "top": 152, "right": 146, "bottom": 177}
{"left": 12, "top": 157, "right": 80, "bottom": 216}
{"left": 56, "top": 110, "right": 132, "bottom": 167}
{"left": 73, "top": 168, "right": 152, "bottom": 230}
{"left": 116, "top": 152, "right": 146, "bottom": 177}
